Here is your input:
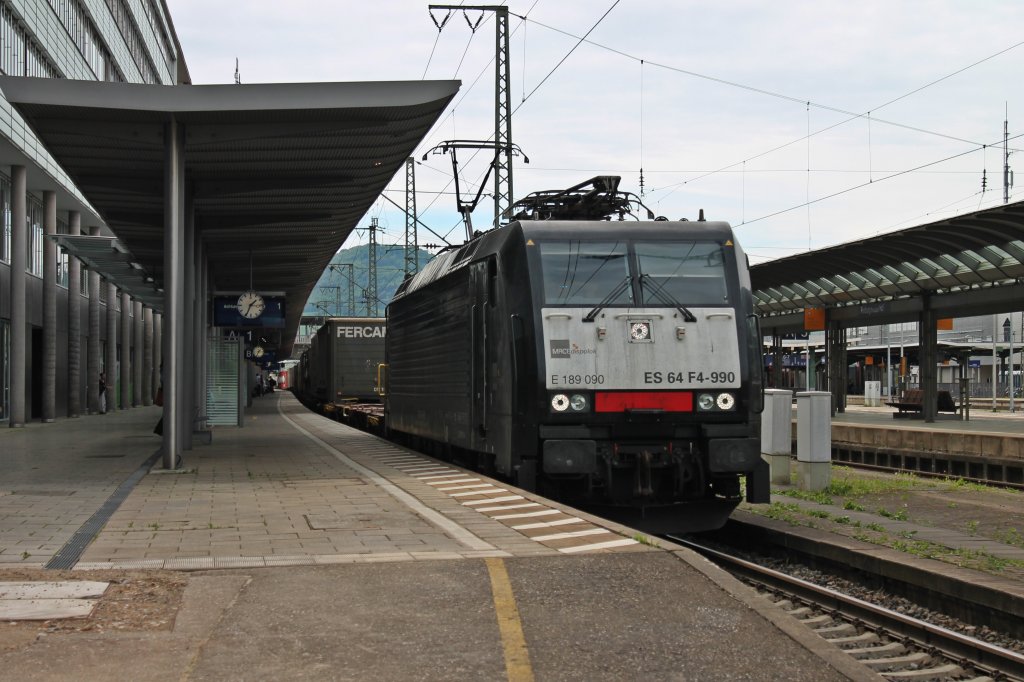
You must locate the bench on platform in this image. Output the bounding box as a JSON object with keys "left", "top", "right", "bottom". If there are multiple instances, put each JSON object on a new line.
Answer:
{"left": 885, "top": 389, "right": 958, "bottom": 416}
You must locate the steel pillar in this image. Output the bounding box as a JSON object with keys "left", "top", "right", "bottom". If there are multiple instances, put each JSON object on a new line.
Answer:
{"left": 826, "top": 320, "right": 847, "bottom": 416}
{"left": 153, "top": 312, "right": 162, "bottom": 405}
{"left": 88, "top": 226, "right": 101, "bottom": 414}
{"left": 105, "top": 280, "right": 118, "bottom": 412}
{"left": 42, "top": 190, "right": 57, "bottom": 422}
{"left": 143, "top": 307, "right": 153, "bottom": 405}
{"left": 493, "top": 5, "right": 512, "bottom": 226}
{"left": 404, "top": 157, "right": 418, "bottom": 277}
{"left": 68, "top": 211, "right": 82, "bottom": 418}
{"left": 920, "top": 303, "right": 938, "bottom": 423}
{"left": 120, "top": 292, "right": 131, "bottom": 409}
{"left": 162, "top": 119, "right": 186, "bottom": 469}
{"left": 133, "top": 300, "right": 143, "bottom": 406}
{"left": 181, "top": 195, "right": 195, "bottom": 451}
{"left": 9, "top": 165, "right": 26, "bottom": 427}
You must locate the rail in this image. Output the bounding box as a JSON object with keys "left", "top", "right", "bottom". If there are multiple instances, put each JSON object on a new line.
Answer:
{"left": 671, "top": 537, "right": 1024, "bottom": 682}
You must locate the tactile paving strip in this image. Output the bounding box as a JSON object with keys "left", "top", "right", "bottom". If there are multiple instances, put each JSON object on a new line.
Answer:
{"left": 44, "top": 450, "right": 163, "bottom": 570}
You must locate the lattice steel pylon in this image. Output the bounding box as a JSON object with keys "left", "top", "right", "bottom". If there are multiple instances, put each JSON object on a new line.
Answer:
{"left": 366, "top": 218, "right": 379, "bottom": 317}
{"left": 493, "top": 5, "right": 512, "bottom": 227}
{"left": 327, "top": 263, "right": 356, "bottom": 315}
{"left": 429, "top": 5, "right": 513, "bottom": 227}
{"left": 404, "top": 157, "right": 419, "bottom": 277}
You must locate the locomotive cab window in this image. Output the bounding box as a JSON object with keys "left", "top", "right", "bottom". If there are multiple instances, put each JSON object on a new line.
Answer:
{"left": 539, "top": 240, "right": 631, "bottom": 305}
{"left": 636, "top": 241, "right": 729, "bottom": 305}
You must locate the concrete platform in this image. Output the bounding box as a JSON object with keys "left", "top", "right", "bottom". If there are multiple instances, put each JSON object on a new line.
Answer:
{"left": 0, "top": 392, "right": 874, "bottom": 680}
{"left": 832, "top": 405, "right": 1024, "bottom": 461}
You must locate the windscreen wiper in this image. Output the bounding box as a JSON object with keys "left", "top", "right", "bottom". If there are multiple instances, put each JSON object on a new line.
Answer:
{"left": 583, "top": 276, "right": 632, "bottom": 322}
{"left": 639, "top": 274, "right": 697, "bottom": 322}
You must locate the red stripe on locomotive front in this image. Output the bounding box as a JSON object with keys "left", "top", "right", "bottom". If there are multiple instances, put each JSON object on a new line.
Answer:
{"left": 594, "top": 391, "right": 693, "bottom": 412}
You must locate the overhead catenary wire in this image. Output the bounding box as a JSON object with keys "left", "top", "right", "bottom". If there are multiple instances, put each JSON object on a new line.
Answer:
{"left": 740, "top": 131, "right": 1024, "bottom": 228}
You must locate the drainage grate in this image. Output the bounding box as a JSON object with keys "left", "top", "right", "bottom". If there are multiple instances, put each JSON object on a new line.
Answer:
{"left": 45, "top": 449, "right": 162, "bottom": 570}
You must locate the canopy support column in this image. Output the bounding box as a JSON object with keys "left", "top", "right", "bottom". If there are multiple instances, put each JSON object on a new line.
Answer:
{"left": 920, "top": 301, "right": 938, "bottom": 423}
{"left": 68, "top": 211, "right": 82, "bottom": 418}
{"left": 162, "top": 118, "right": 186, "bottom": 469}
{"left": 9, "top": 165, "right": 26, "bottom": 427}
{"left": 42, "top": 190, "right": 57, "bottom": 422}
{"left": 88, "top": 226, "right": 102, "bottom": 414}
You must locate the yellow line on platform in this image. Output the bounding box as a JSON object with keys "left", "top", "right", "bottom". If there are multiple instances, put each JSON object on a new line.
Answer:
{"left": 485, "top": 558, "right": 535, "bottom": 682}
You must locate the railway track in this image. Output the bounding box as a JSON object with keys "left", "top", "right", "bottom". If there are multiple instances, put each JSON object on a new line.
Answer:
{"left": 832, "top": 458, "right": 1024, "bottom": 492}
{"left": 672, "top": 536, "right": 1024, "bottom": 682}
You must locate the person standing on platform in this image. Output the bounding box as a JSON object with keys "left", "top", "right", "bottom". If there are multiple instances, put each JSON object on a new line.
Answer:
{"left": 99, "top": 372, "right": 107, "bottom": 414}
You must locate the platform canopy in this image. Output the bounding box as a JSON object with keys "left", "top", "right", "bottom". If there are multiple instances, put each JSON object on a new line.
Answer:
{"left": 750, "top": 199, "right": 1024, "bottom": 328}
{"left": 0, "top": 77, "right": 459, "bottom": 356}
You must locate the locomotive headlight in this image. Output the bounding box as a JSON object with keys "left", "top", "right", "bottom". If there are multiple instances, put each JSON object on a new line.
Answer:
{"left": 569, "top": 394, "right": 588, "bottom": 412}
{"left": 697, "top": 393, "right": 716, "bottom": 411}
{"left": 716, "top": 392, "right": 736, "bottom": 411}
{"left": 551, "top": 393, "right": 570, "bottom": 412}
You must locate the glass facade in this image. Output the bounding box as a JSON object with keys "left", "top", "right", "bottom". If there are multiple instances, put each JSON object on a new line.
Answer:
{"left": 0, "top": 319, "right": 8, "bottom": 422}
{"left": 0, "top": 2, "right": 61, "bottom": 78}
{"left": 103, "top": 0, "right": 161, "bottom": 83}
{"left": 46, "top": 0, "right": 124, "bottom": 81}
{"left": 57, "top": 213, "right": 69, "bottom": 287}
{"left": 27, "top": 194, "right": 43, "bottom": 276}
{"left": 0, "top": 172, "right": 8, "bottom": 263}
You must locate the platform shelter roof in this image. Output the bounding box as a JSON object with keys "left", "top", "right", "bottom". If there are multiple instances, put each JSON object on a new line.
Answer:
{"left": 0, "top": 76, "right": 459, "bottom": 357}
{"left": 750, "top": 199, "right": 1024, "bottom": 329}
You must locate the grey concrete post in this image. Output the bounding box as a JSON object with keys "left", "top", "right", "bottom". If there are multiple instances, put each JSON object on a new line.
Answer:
{"left": 9, "top": 165, "right": 26, "bottom": 427}
{"left": 163, "top": 119, "right": 186, "bottom": 469}
{"left": 143, "top": 306, "right": 153, "bottom": 405}
{"left": 105, "top": 281, "right": 118, "bottom": 412}
{"left": 193, "top": 239, "right": 206, "bottom": 432}
{"left": 68, "top": 211, "right": 82, "bottom": 417}
{"left": 181, "top": 195, "right": 195, "bottom": 451}
{"left": 762, "top": 389, "right": 793, "bottom": 485}
{"left": 133, "top": 300, "right": 143, "bottom": 406}
{"left": 153, "top": 312, "right": 162, "bottom": 402}
{"left": 87, "top": 226, "right": 101, "bottom": 414}
{"left": 796, "top": 391, "right": 832, "bottom": 491}
{"left": 42, "top": 190, "right": 57, "bottom": 422}
{"left": 121, "top": 292, "right": 131, "bottom": 409}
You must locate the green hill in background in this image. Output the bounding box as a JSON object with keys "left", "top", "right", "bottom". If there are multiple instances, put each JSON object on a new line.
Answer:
{"left": 302, "top": 244, "right": 434, "bottom": 317}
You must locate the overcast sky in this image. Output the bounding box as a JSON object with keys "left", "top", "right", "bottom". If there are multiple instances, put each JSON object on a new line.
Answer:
{"left": 169, "top": 1, "right": 1024, "bottom": 264}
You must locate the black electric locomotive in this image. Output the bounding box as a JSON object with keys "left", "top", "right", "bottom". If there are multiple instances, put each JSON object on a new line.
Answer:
{"left": 384, "top": 178, "right": 768, "bottom": 532}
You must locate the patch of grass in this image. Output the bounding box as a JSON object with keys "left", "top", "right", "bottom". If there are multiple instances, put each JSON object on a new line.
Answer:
{"left": 807, "top": 510, "right": 830, "bottom": 519}
{"left": 760, "top": 502, "right": 805, "bottom": 526}
{"left": 843, "top": 500, "right": 866, "bottom": 512}
{"left": 776, "top": 489, "right": 834, "bottom": 505}
{"left": 876, "top": 508, "right": 909, "bottom": 521}
{"left": 866, "top": 523, "right": 887, "bottom": 533}
{"left": 965, "top": 520, "right": 980, "bottom": 535}
{"left": 997, "top": 528, "right": 1024, "bottom": 548}
{"left": 827, "top": 469, "right": 937, "bottom": 496}
{"left": 21, "top": 551, "right": 30, "bottom": 560}
{"left": 834, "top": 516, "right": 852, "bottom": 525}
{"left": 949, "top": 478, "right": 997, "bottom": 493}
{"left": 632, "top": 533, "right": 658, "bottom": 547}
{"left": 149, "top": 522, "right": 161, "bottom": 531}
{"left": 948, "top": 502, "right": 959, "bottom": 509}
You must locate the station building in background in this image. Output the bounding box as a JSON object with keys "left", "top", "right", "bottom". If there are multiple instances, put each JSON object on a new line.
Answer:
{"left": 0, "top": 0, "right": 186, "bottom": 424}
